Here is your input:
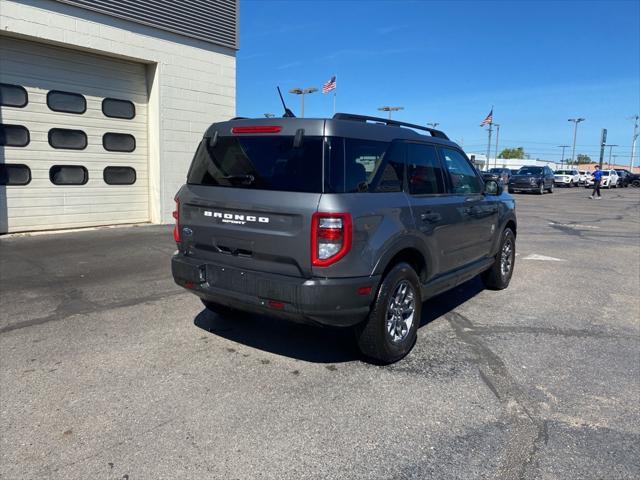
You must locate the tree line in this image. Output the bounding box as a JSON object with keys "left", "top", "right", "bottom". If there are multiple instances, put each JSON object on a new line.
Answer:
{"left": 497, "top": 147, "right": 593, "bottom": 163}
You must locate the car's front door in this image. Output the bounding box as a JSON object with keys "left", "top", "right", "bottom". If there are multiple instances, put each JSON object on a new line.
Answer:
{"left": 439, "top": 147, "right": 499, "bottom": 266}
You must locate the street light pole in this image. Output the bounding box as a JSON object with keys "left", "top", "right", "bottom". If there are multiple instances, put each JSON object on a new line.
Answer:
{"left": 378, "top": 106, "right": 404, "bottom": 119}
{"left": 289, "top": 87, "right": 318, "bottom": 118}
{"left": 630, "top": 114, "right": 639, "bottom": 171}
{"left": 557, "top": 145, "right": 570, "bottom": 169}
{"left": 493, "top": 124, "right": 500, "bottom": 169}
{"left": 568, "top": 117, "right": 585, "bottom": 165}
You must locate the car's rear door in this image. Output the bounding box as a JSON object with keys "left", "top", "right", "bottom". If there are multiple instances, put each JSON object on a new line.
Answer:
{"left": 438, "top": 146, "right": 499, "bottom": 267}
{"left": 403, "top": 141, "right": 462, "bottom": 276}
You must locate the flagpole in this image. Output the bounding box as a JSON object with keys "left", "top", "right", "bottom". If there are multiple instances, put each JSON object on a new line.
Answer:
{"left": 486, "top": 123, "right": 493, "bottom": 171}
{"left": 333, "top": 76, "right": 337, "bottom": 115}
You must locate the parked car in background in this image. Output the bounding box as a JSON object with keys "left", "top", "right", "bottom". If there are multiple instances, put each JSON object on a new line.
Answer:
{"left": 481, "top": 171, "right": 500, "bottom": 183}
{"left": 585, "top": 169, "right": 619, "bottom": 188}
{"left": 510, "top": 169, "right": 520, "bottom": 176}
{"left": 508, "top": 166, "right": 555, "bottom": 194}
{"left": 578, "top": 170, "right": 590, "bottom": 185}
{"left": 554, "top": 169, "right": 581, "bottom": 187}
{"left": 615, "top": 169, "right": 632, "bottom": 187}
{"left": 487, "top": 167, "right": 511, "bottom": 184}
{"left": 628, "top": 172, "right": 640, "bottom": 187}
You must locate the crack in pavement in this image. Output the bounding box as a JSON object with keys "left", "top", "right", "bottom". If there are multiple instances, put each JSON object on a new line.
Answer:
{"left": 446, "top": 311, "right": 547, "bottom": 480}
{"left": 471, "top": 324, "right": 636, "bottom": 341}
{"left": 0, "top": 289, "right": 186, "bottom": 334}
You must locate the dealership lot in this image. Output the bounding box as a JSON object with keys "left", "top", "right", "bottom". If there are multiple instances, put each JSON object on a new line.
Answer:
{"left": 1, "top": 188, "right": 638, "bottom": 479}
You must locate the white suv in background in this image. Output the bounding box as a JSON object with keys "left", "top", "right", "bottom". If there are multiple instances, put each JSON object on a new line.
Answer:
{"left": 578, "top": 170, "right": 590, "bottom": 185}
{"left": 585, "top": 169, "right": 619, "bottom": 188}
{"left": 554, "top": 169, "right": 581, "bottom": 187}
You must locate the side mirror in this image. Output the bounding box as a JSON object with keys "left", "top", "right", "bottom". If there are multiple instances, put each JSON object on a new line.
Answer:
{"left": 484, "top": 179, "right": 502, "bottom": 195}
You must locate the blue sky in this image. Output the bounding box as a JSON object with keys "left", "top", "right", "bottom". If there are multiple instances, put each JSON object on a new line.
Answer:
{"left": 237, "top": 0, "right": 640, "bottom": 163}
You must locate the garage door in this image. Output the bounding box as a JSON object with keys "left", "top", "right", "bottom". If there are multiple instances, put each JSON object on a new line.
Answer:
{"left": 0, "top": 36, "right": 149, "bottom": 233}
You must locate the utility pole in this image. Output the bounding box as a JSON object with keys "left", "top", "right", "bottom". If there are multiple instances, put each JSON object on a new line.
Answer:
{"left": 493, "top": 124, "right": 500, "bottom": 169}
{"left": 630, "top": 115, "right": 639, "bottom": 171}
{"left": 568, "top": 117, "right": 585, "bottom": 165}
{"left": 289, "top": 87, "right": 318, "bottom": 118}
{"left": 598, "top": 129, "right": 607, "bottom": 169}
{"left": 557, "top": 145, "right": 570, "bottom": 168}
{"left": 607, "top": 144, "right": 618, "bottom": 166}
{"left": 378, "top": 106, "right": 404, "bottom": 119}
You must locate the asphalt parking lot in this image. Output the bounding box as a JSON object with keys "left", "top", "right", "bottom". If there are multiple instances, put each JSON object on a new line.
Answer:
{"left": 1, "top": 187, "right": 639, "bottom": 480}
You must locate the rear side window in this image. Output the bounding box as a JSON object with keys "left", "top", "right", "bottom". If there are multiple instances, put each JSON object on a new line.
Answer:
{"left": 187, "top": 136, "right": 323, "bottom": 193}
{"left": 440, "top": 148, "right": 483, "bottom": 194}
{"left": 0, "top": 164, "right": 31, "bottom": 185}
{"left": 325, "top": 138, "right": 393, "bottom": 193}
{"left": 0, "top": 83, "right": 28, "bottom": 107}
{"left": 406, "top": 143, "right": 445, "bottom": 195}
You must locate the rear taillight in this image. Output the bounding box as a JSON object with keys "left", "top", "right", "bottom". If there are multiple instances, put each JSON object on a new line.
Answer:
{"left": 311, "top": 212, "right": 352, "bottom": 267}
{"left": 172, "top": 198, "right": 180, "bottom": 243}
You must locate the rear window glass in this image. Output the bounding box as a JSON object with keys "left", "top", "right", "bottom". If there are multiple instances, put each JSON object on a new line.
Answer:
{"left": 187, "top": 136, "right": 323, "bottom": 193}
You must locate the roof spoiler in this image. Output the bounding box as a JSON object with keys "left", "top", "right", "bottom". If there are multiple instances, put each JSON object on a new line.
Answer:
{"left": 332, "top": 113, "right": 449, "bottom": 140}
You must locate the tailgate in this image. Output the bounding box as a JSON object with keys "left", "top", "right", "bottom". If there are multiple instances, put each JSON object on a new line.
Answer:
{"left": 179, "top": 185, "right": 320, "bottom": 277}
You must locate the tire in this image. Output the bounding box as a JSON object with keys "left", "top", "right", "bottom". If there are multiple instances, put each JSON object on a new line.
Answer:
{"left": 355, "top": 262, "right": 421, "bottom": 364}
{"left": 548, "top": 183, "right": 554, "bottom": 193}
{"left": 508, "top": 188, "right": 515, "bottom": 194}
{"left": 201, "top": 299, "right": 239, "bottom": 318}
{"left": 481, "top": 228, "right": 516, "bottom": 290}
{"left": 632, "top": 180, "right": 640, "bottom": 188}
{"left": 569, "top": 180, "right": 574, "bottom": 188}
{"left": 538, "top": 183, "right": 545, "bottom": 195}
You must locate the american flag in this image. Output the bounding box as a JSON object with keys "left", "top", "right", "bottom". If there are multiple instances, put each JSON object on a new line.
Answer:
{"left": 480, "top": 109, "right": 493, "bottom": 126}
{"left": 322, "top": 75, "right": 336, "bottom": 94}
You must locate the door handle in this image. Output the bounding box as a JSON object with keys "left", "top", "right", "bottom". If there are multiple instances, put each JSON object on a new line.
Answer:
{"left": 421, "top": 211, "right": 441, "bottom": 223}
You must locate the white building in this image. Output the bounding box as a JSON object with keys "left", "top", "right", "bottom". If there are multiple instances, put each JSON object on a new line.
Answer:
{"left": 0, "top": 0, "right": 237, "bottom": 233}
{"left": 468, "top": 154, "right": 560, "bottom": 171}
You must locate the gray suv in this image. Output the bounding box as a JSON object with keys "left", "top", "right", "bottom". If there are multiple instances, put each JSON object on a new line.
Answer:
{"left": 171, "top": 113, "right": 517, "bottom": 363}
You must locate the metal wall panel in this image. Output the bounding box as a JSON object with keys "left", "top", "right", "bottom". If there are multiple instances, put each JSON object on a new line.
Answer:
{"left": 55, "top": 0, "right": 238, "bottom": 49}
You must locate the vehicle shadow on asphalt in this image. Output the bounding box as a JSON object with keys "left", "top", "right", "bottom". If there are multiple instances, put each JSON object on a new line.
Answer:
{"left": 193, "top": 277, "right": 484, "bottom": 364}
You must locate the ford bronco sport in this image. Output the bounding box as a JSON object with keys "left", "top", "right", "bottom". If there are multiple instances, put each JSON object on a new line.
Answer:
{"left": 171, "top": 113, "right": 517, "bottom": 363}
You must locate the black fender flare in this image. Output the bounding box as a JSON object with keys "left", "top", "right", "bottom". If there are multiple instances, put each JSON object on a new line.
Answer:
{"left": 371, "top": 233, "right": 434, "bottom": 281}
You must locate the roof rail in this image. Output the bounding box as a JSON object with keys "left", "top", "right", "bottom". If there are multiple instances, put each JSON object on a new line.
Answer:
{"left": 332, "top": 113, "right": 449, "bottom": 140}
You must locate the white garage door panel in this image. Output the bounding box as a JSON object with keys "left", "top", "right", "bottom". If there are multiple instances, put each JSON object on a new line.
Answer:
{"left": 1, "top": 37, "right": 150, "bottom": 233}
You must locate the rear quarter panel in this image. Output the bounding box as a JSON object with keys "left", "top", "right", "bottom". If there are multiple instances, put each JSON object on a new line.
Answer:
{"left": 314, "top": 192, "right": 421, "bottom": 278}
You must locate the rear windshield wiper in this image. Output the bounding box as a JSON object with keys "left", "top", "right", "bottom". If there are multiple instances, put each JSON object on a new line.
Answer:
{"left": 222, "top": 174, "right": 255, "bottom": 184}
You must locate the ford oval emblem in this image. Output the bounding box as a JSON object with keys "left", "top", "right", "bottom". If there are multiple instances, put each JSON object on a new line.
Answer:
{"left": 182, "top": 227, "right": 193, "bottom": 237}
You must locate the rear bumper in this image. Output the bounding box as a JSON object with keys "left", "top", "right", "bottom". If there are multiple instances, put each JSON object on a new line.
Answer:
{"left": 171, "top": 253, "right": 379, "bottom": 327}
